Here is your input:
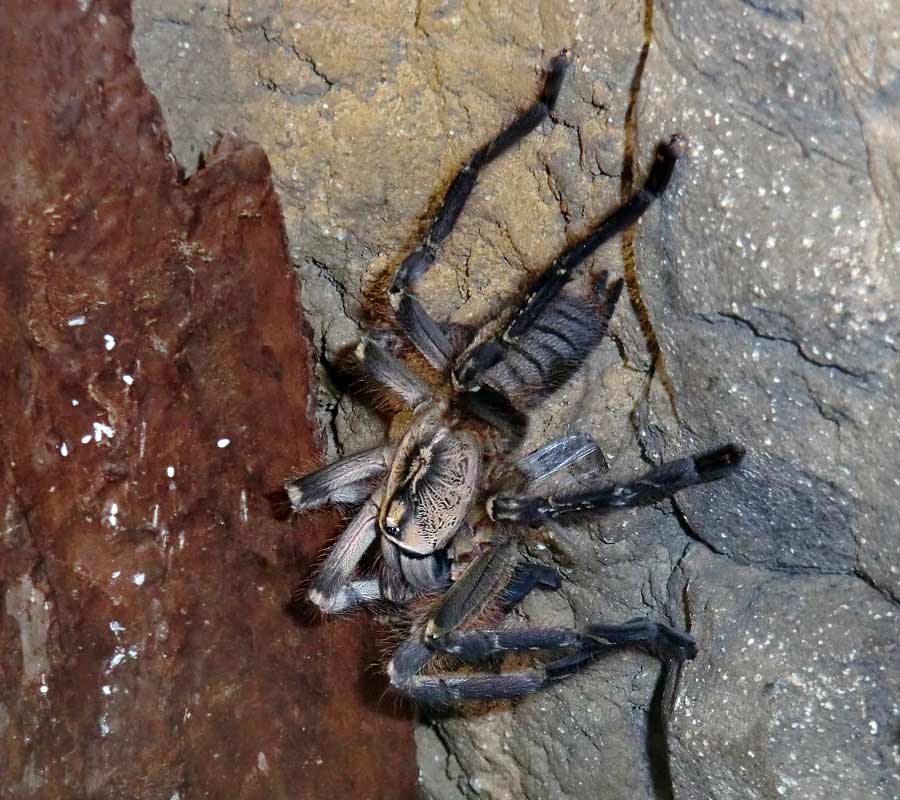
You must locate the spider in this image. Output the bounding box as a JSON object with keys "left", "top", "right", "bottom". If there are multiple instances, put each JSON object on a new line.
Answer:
{"left": 287, "top": 52, "right": 745, "bottom": 704}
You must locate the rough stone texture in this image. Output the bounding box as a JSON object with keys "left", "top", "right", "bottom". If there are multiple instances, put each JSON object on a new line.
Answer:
{"left": 0, "top": 2, "right": 416, "bottom": 797}
{"left": 130, "top": 1, "right": 900, "bottom": 799}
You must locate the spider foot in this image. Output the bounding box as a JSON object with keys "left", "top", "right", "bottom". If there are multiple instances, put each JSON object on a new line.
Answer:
{"left": 645, "top": 623, "right": 698, "bottom": 662}
{"left": 665, "top": 132, "right": 689, "bottom": 159}
{"left": 585, "top": 618, "right": 698, "bottom": 663}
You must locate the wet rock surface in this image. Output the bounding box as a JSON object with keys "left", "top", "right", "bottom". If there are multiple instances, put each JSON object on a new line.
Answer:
{"left": 130, "top": 1, "right": 899, "bottom": 799}
{"left": 0, "top": 2, "right": 416, "bottom": 798}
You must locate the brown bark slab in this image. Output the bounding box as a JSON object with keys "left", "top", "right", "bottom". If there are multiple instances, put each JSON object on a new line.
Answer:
{"left": 0, "top": 2, "right": 416, "bottom": 798}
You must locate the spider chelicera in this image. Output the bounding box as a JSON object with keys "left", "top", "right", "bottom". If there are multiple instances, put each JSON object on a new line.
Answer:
{"left": 287, "top": 52, "right": 744, "bottom": 704}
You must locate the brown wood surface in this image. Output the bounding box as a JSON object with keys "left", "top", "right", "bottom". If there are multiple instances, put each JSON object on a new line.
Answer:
{"left": 0, "top": 2, "right": 417, "bottom": 797}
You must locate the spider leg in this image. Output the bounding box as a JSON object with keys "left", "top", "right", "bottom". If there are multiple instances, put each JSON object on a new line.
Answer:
{"left": 387, "top": 618, "right": 696, "bottom": 704}
{"left": 422, "top": 542, "right": 519, "bottom": 641}
{"left": 417, "top": 541, "right": 561, "bottom": 635}
{"left": 285, "top": 445, "right": 392, "bottom": 512}
{"left": 389, "top": 52, "right": 570, "bottom": 371}
{"left": 453, "top": 135, "right": 686, "bottom": 395}
{"left": 307, "top": 491, "right": 382, "bottom": 613}
{"left": 499, "top": 562, "right": 561, "bottom": 611}
{"left": 456, "top": 385, "right": 529, "bottom": 448}
{"left": 455, "top": 273, "right": 624, "bottom": 410}
{"left": 356, "top": 337, "right": 431, "bottom": 407}
{"left": 513, "top": 432, "right": 603, "bottom": 482}
{"left": 489, "top": 444, "right": 745, "bottom": 526}
{"left": 313, "top": 578, "right": 383, "bottom": 614}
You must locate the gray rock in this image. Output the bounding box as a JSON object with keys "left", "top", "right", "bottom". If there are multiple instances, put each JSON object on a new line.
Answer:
{"left": 668, "top": 547, "right": 900, "bottom": 800}
{"left": 133, "top": 1, "right": 900, "bottom": 798}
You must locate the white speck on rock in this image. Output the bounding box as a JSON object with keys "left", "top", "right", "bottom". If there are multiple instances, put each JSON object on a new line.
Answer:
{"left": 102, "top": 684, "right": 112, "bottom": 695}
{"left": 122, "top": 374, "right": 134, "bottom": 386}
{"left": 59, "top": 442, "right": 69, "bottom": 457}
{"left": 216, "top": 438, "right": 231, "bottom": 449}
{"left": 257, "top": 752, "right": 269, "bottom": 773}
{"left": 166, "top": 466, "right": 175, "bottom": 478}
{"left": 99, "top": 714, "right": 110, "bottom": 736}
{"left": 103, "top": 334, "right": 116, "bottom": 351}
{"left": 109, "top": 620, "right": 125, "bottom": 635}
{"left": 39, "top": 684, "right": 49, "bottom": 695}
{"left": 71, "top": 398, "right": 79, "bottom": 406}
{"left": 81, "top": 434, "right": 92, "bottom": 444}
{"left": 132, "top": 572, "right": 145, "bottom": 586}
{"left": 67, "top": 316, "right": 86, "bottom": 327}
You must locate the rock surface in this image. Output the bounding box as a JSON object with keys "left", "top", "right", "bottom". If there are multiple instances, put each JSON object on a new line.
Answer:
{"left": 130, "top": 1, "right": 900, "bottom": 799}
{"left": 0, "top": 2, "right": 416, "bottom": 797}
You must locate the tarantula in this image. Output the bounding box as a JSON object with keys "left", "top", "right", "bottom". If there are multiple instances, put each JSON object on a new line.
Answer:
{"left": 287, "top": 52, "right": 744, "bottom": 704}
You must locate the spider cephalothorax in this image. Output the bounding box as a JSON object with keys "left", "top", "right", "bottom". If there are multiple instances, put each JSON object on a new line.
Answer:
{"left": 287, "top": 52, "right": 744, "bottom": 704}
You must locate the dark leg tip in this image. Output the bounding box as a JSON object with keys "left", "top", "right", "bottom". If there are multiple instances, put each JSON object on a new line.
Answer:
{"left": 606, "top": 276, "right": 625, "bottom": 305}
{"left": 550, "top": 49, "right": 572, "bottom": 70}
{"left": 535, "top": 564, "right": 562, "bottom": 591}
{"left": 654, "top": 624, "right": 699, "bottom": 662}
{"left": 665, "top": 133, "right": 689, "bottom": 160}
{"left": 693, "top": 443, "right": 746, "bottom": 480}
{"left": 645, "top": 135, "right": 688, "bottom": 196}
{"left": 541, "top": 51, "right": 571, "bottom": 108}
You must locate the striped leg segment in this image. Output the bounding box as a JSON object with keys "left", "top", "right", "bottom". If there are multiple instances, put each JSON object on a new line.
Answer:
{"left": 387, "top": 618, "right": 696, "bottom": 704}
{"left": 453, "top": 136, "right": 687, "bottom": 397}
{"left": 491, "top": 444, "right": 745, "bottom": 526}
{"left": 285, "top": 445, "right": 392, "bottom": 512}
{"left": 389, "top": 52, "right": 571, "bottom": 370}
{"left": 307, "top": 491, "right": 382, "bottom": 613}
{"left": 356, "top": 337, "right": 431, "bottom": 407}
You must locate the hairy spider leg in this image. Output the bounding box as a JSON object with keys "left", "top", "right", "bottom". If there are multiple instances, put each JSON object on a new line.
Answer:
{"left": 455, "top": 274, "right": 623, "bottom": 433}
{"left": 506, "top": 136, "right": 685, "bottom": 342}
{"left": 387, "top": 618, "right": 696, "bottom": 704}
{"left": 423, "top": 542, "right": 519, "bottom": 641}
{"left": 388, "top": 52, "right": 571, "bottom": 371}
{"left": 490, "top": 444, "right": 746, "bottom": 526}
{"left": 416, "top": 541, "right": 563, "bottom": 642}
{"left": 456, "top": 384, "right": 529, "bottom": 447}
{"left": 513, "top": 432, "right": 603, "bottom": 482}
{"left": 311, "top": 579, "right": 383, "bottom": 615}
{"left": 307, "top": 490, "right": 383, "bottom": 613}
{"left": 355, "top": 337, "right": 432, "bottom": 407}
{"left": 499, "top": 562, "right": 562, "bottom": 611}
{"left": 285, "top": 444, "right": 393, "bottom": 512}
{"left": 453, "top": 136, "right": 685, "bottom": 394}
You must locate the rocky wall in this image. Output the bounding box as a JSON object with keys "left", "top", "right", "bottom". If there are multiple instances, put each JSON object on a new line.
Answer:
{"left": 127, "top": 1, "right": 900, "bottom": 798}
